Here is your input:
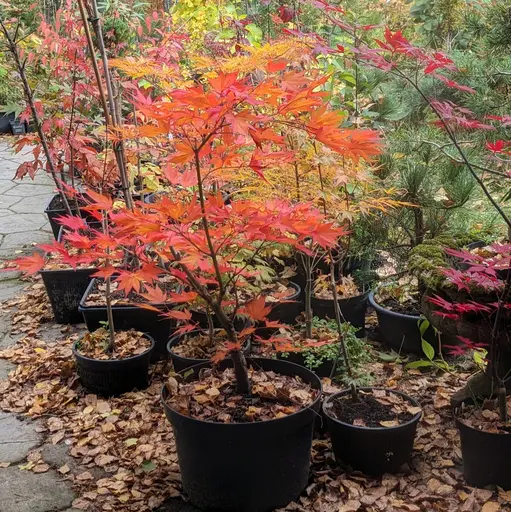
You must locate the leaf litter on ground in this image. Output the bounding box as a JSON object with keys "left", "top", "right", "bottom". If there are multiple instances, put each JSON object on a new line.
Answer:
{"left": 0, "top": 281, "right": 510, "bottom": 511}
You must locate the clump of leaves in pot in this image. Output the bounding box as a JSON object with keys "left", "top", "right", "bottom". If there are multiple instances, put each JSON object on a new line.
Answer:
{"left": 313, "top": 274, "right": 361, "bottom": 300}
{"left": 374, "top": 276, "right": 421, "bottom": 316}
{"left": 75, "top": 327, "right": 151, "bottom": 360}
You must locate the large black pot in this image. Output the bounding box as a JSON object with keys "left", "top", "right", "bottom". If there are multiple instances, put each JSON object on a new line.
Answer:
{"left": 0, "top": 113, "right": 15, "bottom": 134}
{"left": 455, "top": 401, "right": 511, "bottom": 489}
{"left": 311, "top": 290, "right": 369, "bottom": 337}
{"left": 79, "top": 278, "right": 175, "bottom": 360}
{"left": 73, "top": 334, "right": 154, "bottom": 396}
{"left": 41, "top": 267, "right": 95, "bottom": 324}
{"left": 162, "top": 357, "right": 321, "bottom": 512}
{"left": 369, "top": 292, "right": 440, "bottom": 355}
{"left": 323, "top": 387, "right": 421, "bottom": 475}
{"left": 167, "top": 329, "right": 251, "bottom": 372}
{"left": 44, "top": 193, "right": 93, "bottom": 240}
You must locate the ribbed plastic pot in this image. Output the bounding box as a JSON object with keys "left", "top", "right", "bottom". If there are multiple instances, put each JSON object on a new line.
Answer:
{"left": 167, "top": 329, "right": 251, "bottom": 372}
{"left": 311, "top": 290, "right": 369, "bottom": 337}
{"left": 44, "top": 193, "right": 92, "bottom": 240}
{"left": 323, "top": 387, "right": 421, "bottom": 475}
{"left": 73, "top": 334, "right": 154, "bottom": 397}
{"left": 454, "top": 401, "right": 511, "bottom": 489}
{"left": 278, "top": 351, "right": 334, "bottom": 378}
{"left": 161, "top": 357, "right": 321, "bottom": 512}
{"left": 369, "top": 292, "right": 438, "bottom": 354}
{"left": 41, "top": 267, "right": 95, "bottom": 324}
{"left": 78, "top": 278, "right": 175, "bottom": 361}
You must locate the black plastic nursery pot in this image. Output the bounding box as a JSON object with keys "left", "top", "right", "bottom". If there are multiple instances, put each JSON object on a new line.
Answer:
{"left": 167, "top": 329, "right": 251, "bottom": 372}
{"left": 162, "top": 357, "right": 322, "bottom": 512}
{"left": 323, "top": 387, "right": 422, "bottom": 475}
{"left": 311, "top": 289, "right": 369, "bottom": 337}
{"left": 73, "top": 334, "right": 154, "bottom": 396}
{"left": 279, "top": 351, "right": 334, "bottom": 378}
{"left": 44, "top": 193, "right": 93, "bottom": 240}
{"left": 41, "top": 267, "right": 95, "bottom": 324}
{"left": 454, "top": 401, "right": 511, "bottom": 489}
{"left": 369, "top": 292, "right": 438, "bottom": 355}
{"left": 78, "top": 278, "right": 175, "bottom": 360}
{"left": 0, "top": 112, "right": 15, "bottom": 134}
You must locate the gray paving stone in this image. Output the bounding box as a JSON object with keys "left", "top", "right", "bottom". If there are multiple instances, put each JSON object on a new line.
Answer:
{"left": 0, "top": 180, "right": 16, "bottom": 194}
{"left": 0, "top": 194, "right": 22, "bottom": 209}
{"left": 0, "top": 332, "right": 21, "bottom": 350}
{"left": 41, "top": 444, "right": 75, "bottom": 470}
{"left": 0, "top": 214, "right": 48, "bottom": 234}
{"left": 0, "top": 281, "right": 25, "bottom": 302}
{"left": 0, "top": 230, "right": 51, "bottom": 251}
{"left": 0, "top": 466, "right": 74, "bottom": 512}
{"left": 0, "top": 412, "right": 41, "bottom": 463}
{"left": 0, "top": 359, "right": 14, "bottom": 380}
{"left": 9, "top": 198, "right": 51, "bottom": 214}
{"left": 0, "top": 269, "right": 21, "bottom": 281}
{"left": 4, "top": 184, "right": 55, "bottom": 197}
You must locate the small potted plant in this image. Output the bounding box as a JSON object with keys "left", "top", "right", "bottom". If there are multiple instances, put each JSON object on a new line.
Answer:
{"left": 312, "top": 274, "right": 369, "bottom": 336}
{"left": 323, "top": 387, "right": 422, "bottom": 474}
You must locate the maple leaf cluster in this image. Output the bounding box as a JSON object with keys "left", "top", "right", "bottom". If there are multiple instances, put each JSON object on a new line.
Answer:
{"left": 427, "top": 243, "right": 511, "bottom": 356}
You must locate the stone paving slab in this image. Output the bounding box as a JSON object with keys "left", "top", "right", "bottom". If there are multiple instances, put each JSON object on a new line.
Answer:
{"left": 0, "top": 139, "right": 54, "bottom": 258}
{"left": 0, "top": 466, "right": 75, "bottom": 512}
{"left": 0, "top": 412, "right": 41, "bottom": 464}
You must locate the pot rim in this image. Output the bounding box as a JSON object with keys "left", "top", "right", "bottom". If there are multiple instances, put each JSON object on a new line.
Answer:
{"left": 72, "top": 332, "right": 155, "bottom": 363}
{"left": 323, "top": 386, "right": 422, "bottom": 431}
{"left": 312, "top": 288, "right": 370, "bottom": 303}
{"left": 161, "top": 357, "right": 322, "bottom": 427}
{"left": 453, "top": 398, "right": 511, "bottom": 437}
{"left": 369, "top": 291, "right": 422, "bottom": 321}
{"left": 79, "top": 277, "right": 174, "bottom": 310}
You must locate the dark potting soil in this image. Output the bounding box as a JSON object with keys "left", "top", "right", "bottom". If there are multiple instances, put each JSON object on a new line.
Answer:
{"left": 328, "top": 392, "right": 415, "bottom": 428}
{"left": 380, "top": 297, "right": 421, "bottom": 316}
{"left": 48, "top": 194, "right": 88, "bottom": 211}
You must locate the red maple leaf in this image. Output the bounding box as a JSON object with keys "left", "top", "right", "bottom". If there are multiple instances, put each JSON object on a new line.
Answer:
{"left": 14, "top": 253, "right": 45, "bottom": 275}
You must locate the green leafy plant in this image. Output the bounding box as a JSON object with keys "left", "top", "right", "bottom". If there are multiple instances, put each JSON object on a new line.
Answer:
{"left": 405, "top": 319, "right": 453, "bottom": 372}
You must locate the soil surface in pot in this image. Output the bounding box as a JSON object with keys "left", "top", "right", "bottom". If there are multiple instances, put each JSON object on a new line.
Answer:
{"left": 457, "top": 397, "right": 511, "bottom": 434}
{"left": 165, "top": 366, "right": 318, "bottom": 423}
{"left": 76, "top": 328, "right": 151, "bottom": 360}
{"left": 171, "top": 331, "right": 236, "bottom": 359}
{"left": 378, "top": 297, "right": 421, "bottom": 316}
{"left": 85, "top": 275, "right": 177, "bottom": 306}
{"left": 313, "top": 275, "right": 360, "bottom": 300}
{"left": 327, "top": 389, "right": 421, "bottom": 428}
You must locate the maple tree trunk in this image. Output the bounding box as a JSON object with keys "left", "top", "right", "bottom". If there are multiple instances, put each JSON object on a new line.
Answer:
{"left": 102, "top": 213, "right": 116, "bottom": 352}
{"left": 327, "top": 250, "right": 353, "bottom": 380}
{"left": 78, "top": 0, "right": 133, "bottom": 210}
{"left": 302, "top": 254, "right": 313, "bottom": 339}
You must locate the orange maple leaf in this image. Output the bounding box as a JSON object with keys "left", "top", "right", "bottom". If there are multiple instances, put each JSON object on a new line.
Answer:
{"left": 239, "top": 296, "right": 271, "bottom": 322}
